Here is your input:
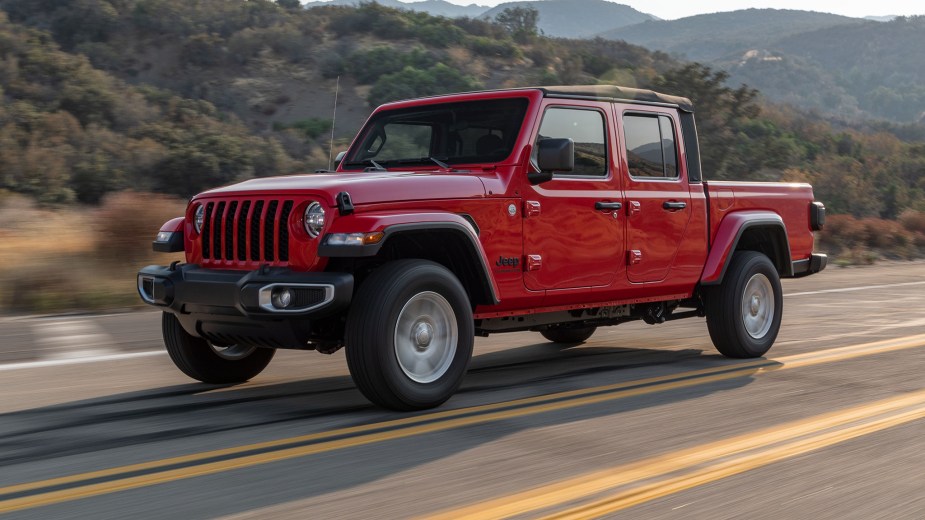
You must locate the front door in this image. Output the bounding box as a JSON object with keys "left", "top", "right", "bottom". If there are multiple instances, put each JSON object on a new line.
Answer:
{"left": 523, "top": 101, "right": 625, "bottom": 291}
{"left": 618, "top": 109, "right": 692, "bottom": 283}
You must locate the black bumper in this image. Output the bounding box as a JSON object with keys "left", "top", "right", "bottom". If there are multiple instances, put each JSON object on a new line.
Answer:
{"left": 792, "top": 253, "right": 827, "bottom": 278}
{"left": 137, "top": 264, "right": 353, "bottom": 348}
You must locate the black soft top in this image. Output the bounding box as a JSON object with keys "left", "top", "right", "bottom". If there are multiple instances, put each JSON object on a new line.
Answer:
{"left": 540, "top": 85, "right": 694, "bottom": 113}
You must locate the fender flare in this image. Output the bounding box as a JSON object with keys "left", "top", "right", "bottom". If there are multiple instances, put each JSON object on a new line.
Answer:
{"left": 319, "top": 213, "right": 500, "bottom": 304}
{"left": 152, "top": 217, "right": 185, "bottom": 253}
{"left": 700, "top": 211, "right": 792, "bottom": 286}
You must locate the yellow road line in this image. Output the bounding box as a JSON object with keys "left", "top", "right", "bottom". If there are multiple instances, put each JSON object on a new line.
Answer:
{"left": 427, "top": 390, "right": 925, "bottom": 520}
{"left": 548, "top": 401, "right": 925, "bottom": 519}
{"left": 2, "top": 334, "right": 924, "bottom": 514}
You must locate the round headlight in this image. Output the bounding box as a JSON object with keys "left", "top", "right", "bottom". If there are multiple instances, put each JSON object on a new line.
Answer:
{"left": 194, "top": 204, "right": 205, "bottom": 234}
{"left": 304, "top": 202, "right": 325, "bottom": 238}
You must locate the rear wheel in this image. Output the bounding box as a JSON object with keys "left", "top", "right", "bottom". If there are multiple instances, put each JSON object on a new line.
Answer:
{"left": 345, "top": 260, "right": 474, "bottom": 411}
{"left": 162, "top": 312, "right": 275, "bottom": 383}
{"left": 541, "top": 326, "right": 597, "bottom": 345}
{"left": 704, "top": 251, "right": 782, "bottom": 358}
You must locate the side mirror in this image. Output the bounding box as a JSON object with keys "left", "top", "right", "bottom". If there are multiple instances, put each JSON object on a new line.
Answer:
{"left": 334, "top": 151, "right": 346, "bottom": 167}
{"left": 529, "top": 138, "right": 574, "bottom": 185}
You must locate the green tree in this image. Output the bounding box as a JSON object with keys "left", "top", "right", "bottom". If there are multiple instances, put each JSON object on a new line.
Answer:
{"left": 368, "top": 64, "right": 481, "bottom": 107}
{"left": 495, "top": 6, "right": 539, "bottom": 43}
{"left": 653, "top": 63, "right": 761, "bottom": 179}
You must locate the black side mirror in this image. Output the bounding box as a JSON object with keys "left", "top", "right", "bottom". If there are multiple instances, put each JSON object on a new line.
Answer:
{"left": 529, "top": 138, "right": 574, "bottom": 185}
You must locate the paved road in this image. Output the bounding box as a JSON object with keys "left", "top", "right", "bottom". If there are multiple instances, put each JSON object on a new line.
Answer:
{"left": 1, "top": 262, "right": 925, "bottom": 519}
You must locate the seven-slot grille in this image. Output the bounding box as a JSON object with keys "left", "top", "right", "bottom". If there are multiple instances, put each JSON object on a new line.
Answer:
{"left": 200, "top": 199, "right": 294, "bottom": 265}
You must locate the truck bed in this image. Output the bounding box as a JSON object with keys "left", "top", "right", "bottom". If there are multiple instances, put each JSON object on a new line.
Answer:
{"left": 704, "top": 181, "right": 816, "bottom": 262}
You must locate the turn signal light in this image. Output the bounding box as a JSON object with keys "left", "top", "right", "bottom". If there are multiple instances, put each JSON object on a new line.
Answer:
{"left": 325, "top": 232, "right": 384, "bottom": 246}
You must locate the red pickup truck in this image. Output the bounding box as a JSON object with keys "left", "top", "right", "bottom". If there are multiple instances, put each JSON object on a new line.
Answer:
{"left": 139, "top": 85, "right": 826, "bottom": 410}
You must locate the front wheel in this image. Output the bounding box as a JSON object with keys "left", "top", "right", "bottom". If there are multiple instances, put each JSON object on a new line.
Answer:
{"left": 345, "top": 260, "right": 474, "bottom": 411}
{"left": 703, "top": 251, "right": 783, "bottom": 358}
{"left": 162, "top": 312, "right": 275, "bottom": 383}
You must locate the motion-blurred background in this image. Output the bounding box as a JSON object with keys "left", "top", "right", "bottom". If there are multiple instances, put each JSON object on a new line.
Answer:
{"left": 1, "top": 0, "right": 924, "bottom": 315}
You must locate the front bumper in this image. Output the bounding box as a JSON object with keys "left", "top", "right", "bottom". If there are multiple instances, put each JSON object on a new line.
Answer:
{"left": 137, "top": 264, "right": 353, "bottom": 348}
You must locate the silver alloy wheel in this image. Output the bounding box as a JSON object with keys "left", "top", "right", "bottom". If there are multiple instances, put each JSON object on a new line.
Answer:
{"left": 209, "top": 343, "right": 257, "bottom": 361}
{"left": 393, "top": 291, "right": 458, "bottom": 384}
{"left": 741, "top": 273, "right": 774, "bottom": 339}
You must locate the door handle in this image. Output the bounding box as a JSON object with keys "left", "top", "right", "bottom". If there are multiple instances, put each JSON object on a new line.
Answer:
{"left": 663, "top": 201, "right": 687, "bottom": 211}
{"left": 595, "top": 201, "right": 623, "bottom": 211}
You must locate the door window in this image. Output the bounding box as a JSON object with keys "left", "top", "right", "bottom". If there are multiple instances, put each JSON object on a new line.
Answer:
{"left": 623, "top": 114, "right": 679, "bottom": 179}
{"left": 536, "top": 108, "right": 607, "bottom": 177}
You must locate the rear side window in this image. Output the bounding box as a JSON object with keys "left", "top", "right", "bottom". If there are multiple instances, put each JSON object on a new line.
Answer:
{"left": 536, "top": 107, "right": 607, "bottom": 177}
{"left": 623, "top": 114, "right": 679, "bottom": 179}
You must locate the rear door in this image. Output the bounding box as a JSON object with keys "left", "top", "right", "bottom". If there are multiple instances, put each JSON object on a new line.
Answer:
{"left": 523, "top": 100, "right": 624, "bottom": 291}
{"left": 618, "top": 108, "right": 692, "bottom": 283}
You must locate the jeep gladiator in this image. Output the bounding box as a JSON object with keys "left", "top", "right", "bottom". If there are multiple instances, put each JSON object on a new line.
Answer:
{"left": 138, "top": 85, "right": 827, "bottom": 410}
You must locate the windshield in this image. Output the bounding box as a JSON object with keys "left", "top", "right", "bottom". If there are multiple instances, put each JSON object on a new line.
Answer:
{"left": 344, "top": 98, "right": 529, "bottom": 168}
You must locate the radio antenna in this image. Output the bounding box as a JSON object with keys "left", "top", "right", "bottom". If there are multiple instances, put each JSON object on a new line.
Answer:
{"left": 327, "top": 75, "right": 340, "bottom": 172}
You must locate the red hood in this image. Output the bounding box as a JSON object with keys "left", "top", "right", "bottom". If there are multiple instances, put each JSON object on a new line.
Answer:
{"left": 197, "top": 171, "right": 487, "bottom": 206}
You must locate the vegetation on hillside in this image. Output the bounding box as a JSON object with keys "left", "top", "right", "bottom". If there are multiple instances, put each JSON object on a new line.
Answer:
{"left": 0, "top": 0, "right": 923, "bottom": 291}
{"left": 0, "top": 11, "right": 294, "bottom": 203}
{"left": 600, "top": 9, "right": 860, "bottom": 62}
{"left": 602, "top": 11, "right": 925, "bottom": 123}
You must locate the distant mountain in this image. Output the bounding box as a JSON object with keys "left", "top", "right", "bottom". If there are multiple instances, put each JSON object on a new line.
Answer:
{"left": 595, "top": 8, "right": 925, "bottom": 121}
{"left": 302, "top": 0, "right": 489, "bottom": 18}
{"left": 600, "top": 9, "right": 860, "bottom": 62}
{"left": 482, "top": 0, "right": 656, "bottom": 38}
{"left": 864, "top": 15, "right": 899, "bottom": 22}
{"left": 768, "top": 17, "right": 925, "bottom": 121}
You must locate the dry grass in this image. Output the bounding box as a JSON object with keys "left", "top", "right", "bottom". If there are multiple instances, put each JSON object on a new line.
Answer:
{"left": 0, "top": 193, "right": 185, "bottom": 314}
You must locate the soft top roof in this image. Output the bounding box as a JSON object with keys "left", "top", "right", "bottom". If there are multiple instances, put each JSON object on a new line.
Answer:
{"left": 377, "top": 85, "right": 694, "bottom": 113}
{"left": 540, "top": 85, "right": 694, "bottom": 113}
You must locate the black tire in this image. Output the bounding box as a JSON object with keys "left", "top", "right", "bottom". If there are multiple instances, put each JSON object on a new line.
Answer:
{"left": 703, "top": 251, "right": 783, "bottom": 358}
{"left": 345, "top": 260, "right": 474, "bottom": 411}
{"left": 541, "top": 326, "right": 597, "bottom": 344}
{"left": 162, "top": 312, "right": 275, "bottom": 384}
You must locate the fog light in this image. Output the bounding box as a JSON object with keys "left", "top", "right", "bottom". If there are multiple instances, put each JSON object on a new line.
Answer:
{"left": 271, "top": 288, "right": 293, "bottom": 309}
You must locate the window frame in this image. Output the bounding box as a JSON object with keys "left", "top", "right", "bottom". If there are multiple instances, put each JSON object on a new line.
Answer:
{"left": 621, "top": 110, "right": 683, "bottom": 182}
{"left": 534, "top": 105, "right": 611, "bottom": 180}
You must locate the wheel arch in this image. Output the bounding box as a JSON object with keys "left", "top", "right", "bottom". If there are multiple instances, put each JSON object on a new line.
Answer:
{"left": 701, "top": 211, "right": 792, "bottom": 286}
{"left": 321, "top": 218, "right": 499, "bottom": 306}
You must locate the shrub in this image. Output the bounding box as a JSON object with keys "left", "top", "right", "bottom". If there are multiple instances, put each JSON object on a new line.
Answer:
{"left": 276, "top": 118, "right": 332, "bottom": 139}
{"left": 465, "top": 36, "right": 520, "bottom": 58}
{"left": 819, "top": 213, "right": 920, "bottom": 259}
{"left": 367, "top": 64, "right": 481, "bottom": 107}
{"left": 94, "top": 191, "right": 187, "bottom": 263}
{"left": 347, "top": 46, "right": 437, "bottom": 84}
{"left": 899, "top": 209, "right": 925, "bottom": 234}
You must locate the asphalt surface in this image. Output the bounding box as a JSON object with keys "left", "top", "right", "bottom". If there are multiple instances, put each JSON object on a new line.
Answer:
{"left": 1, "top": 262, "right": 924, "bottom": 519}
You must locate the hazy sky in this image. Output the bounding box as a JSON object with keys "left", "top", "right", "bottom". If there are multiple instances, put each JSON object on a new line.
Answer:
{"left": 425, "top": 1, "right": 923, "bottom": 21}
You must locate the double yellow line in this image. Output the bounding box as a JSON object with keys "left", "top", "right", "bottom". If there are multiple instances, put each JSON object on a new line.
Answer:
{"left": 2, "top": 334, "right": 924, "bottom": 514}
{"left": 430, "top": 389, "right": 925, "bottom": 519}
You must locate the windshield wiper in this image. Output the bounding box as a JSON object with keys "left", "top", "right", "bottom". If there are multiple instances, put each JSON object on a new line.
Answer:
{"left": 344, "top": 159, "right": 388, "bottom": 171}
{"left": 429, "top": 157, "right": 450, "bottom": 169}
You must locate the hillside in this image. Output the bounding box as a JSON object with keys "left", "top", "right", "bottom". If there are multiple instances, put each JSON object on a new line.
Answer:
{"left": 304, "top": 0, "right": 657, "bottom": 38}
{"left": 0, "top": 0, "right": 923, "bottom": 228}
{"left": 603, "top": 11, "right": 925, "bottom": 122}
{"left": 482, "top": 0, "right": 655, "bottom": 38}
{"left": 772, "top": 16, "right": 925, "bottom": 121}
{"left": 600, "top": 9, "right": 860, "bottom": 62}
{"left": 302, "top": 0, "right": 488, "bottom": 18}
{"left": 0, "top": 0, "right": 677, "bottom": 201}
